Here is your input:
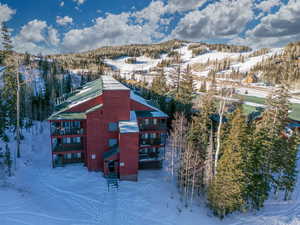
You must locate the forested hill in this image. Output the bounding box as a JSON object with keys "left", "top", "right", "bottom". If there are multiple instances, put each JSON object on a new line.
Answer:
{"left": 45, "top": 40, "right": 252, "bottom": 72}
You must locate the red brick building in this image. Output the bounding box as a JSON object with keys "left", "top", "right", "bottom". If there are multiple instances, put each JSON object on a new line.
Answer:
{"left": 48, "top": 76, "right": 168, "bottom": 181}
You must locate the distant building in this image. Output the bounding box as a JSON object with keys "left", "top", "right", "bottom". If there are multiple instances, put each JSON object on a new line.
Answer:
{"left": 242, "top": 74, "right": 258, "bottom": 84}
{"left": 48, "top": 76, "right": 168, "bottom": 181}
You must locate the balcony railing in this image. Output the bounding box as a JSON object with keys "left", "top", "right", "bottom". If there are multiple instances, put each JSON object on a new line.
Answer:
{"left": 51, "top": 127, "right": 84, "bottom": 136}
{"left": 53, "top": 143, "right": 84, "bottom": 152}
{"left": 139, "top": 124, "right": 167, "bottom": 131}
{"left": 140, "top": 138, "right": 165, "bottom": 146}
{"left": 139, "top": 152, "right": 163, "bottom": 161}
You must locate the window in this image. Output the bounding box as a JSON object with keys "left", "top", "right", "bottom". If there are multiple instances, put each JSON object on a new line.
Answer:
{"left": 108, "top": 122, "right": 118, "bottom": 131}
{"left": 144, "top": 133, "right": 149, "bottom": 139}
{"left": 73, "top": 137, "right": 81, "bottom": 143}
{"left": 153, "top": 119, "right": 158, "bottom": 125}
{"left": 145, "top": 119, "right": 149, "bottom": 125}
{"left": 151, "top": 133, "right": 157, "bottom": 139}
{"left": 108, "top": 139, "right": 118, "bottom": 147}
{"left": 140, "top": 148, "right": 147, "bottom": 154}
{"left": 77, "top": 153, "right": 81, "bottom": 158}
{"left": 73, "top": 121, "right": 81, "bottom": 128}
{"left": 63, "top": 121, "right": 71, "bottom": 128}
{"left": 63, "top": 137, "right": 71, "bottom": 144}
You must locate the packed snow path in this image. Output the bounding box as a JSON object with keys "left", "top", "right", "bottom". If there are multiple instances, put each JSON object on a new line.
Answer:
{"left": 1, "top": 123, "right": 300, "bottom": 225}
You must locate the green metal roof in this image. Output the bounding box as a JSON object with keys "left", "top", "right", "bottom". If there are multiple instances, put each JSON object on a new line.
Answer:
{"left": 54, "top": 79, "right": 103, "bottom": 112}
{"left": 48, "top": 79, "right": 103, "bottom": 121}
{"left": 135, "top": 111, "right": 154, "bottom": 118}
{"left": 135, "top": 110, "right": 168, "bottom": 118}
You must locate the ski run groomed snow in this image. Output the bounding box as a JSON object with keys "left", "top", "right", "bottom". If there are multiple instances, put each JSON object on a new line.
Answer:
{"left": 1, "top": 123, "right": 300, "bottom": 225}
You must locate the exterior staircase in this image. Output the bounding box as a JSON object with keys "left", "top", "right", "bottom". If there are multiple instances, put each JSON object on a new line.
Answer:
{"left": 106, "top": 172, "right": 119, "bottom": 191}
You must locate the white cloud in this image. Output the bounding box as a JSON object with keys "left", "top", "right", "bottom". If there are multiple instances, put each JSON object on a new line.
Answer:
{"left": 62, "top": 1, "right": 169, "bottom": 52}
{"left": 56, "top": 16, "right": 73, "bottom": 26}
{"left": 13, "top": 20, "right": 60, "bottom": 55}
{"left": 60, "top": 1, "right": 65, "bottom": 7}
{"left": 255, "top": 0, "right": 281, "bottom": 12}
{"left": 0, "top": 3, "right": 16, "bottom": 24}
{"left": 48, "top": 27, "right": 60, "bottom": 46}
{"left": 62, "top": 12, "right": 154, "bottom": 52}
{"left": 232, "top": 0, "right": 300, "bottom": 48}
{"left": 169, "top": 0, "right": 254, "bottom": 41}
{"left": 166, "top": 0, "right": 206, "bottom": 13}
{"left": 73, "top": 0, "right": 86, "bottom": 5}
{"left": 18, "top": 20, "right": 47, "bottom": 43}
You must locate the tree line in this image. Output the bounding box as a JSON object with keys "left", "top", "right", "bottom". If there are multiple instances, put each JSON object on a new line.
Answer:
{"left": 114, "top": 65, "right": 299, "bottom": 218}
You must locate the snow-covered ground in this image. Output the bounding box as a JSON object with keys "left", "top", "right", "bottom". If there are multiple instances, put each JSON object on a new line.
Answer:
{"left": 1, "top": 123, "right": 300, "bottom": 225}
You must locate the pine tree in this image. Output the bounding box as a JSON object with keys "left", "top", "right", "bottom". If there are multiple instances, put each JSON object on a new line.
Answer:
{"left": 260, "top": 84, "right": 298, "bottom": 198}
{"left": 175, "top": 65, "right": 195, "bottom": 114}
{"left": 208, "top": 106, "right": 248, "bottom": 218}
{"left": 1, "top": 22, "right": 17, "bottom": 128}
{"left": 189, "top": 91, "right": 216, "bottom": 150}
{"left": 151, "top": 68, "right": 167, "bottom": 96}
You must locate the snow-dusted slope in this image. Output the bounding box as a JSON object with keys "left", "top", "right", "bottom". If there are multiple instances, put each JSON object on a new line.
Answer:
{"left": 104, "top": 43, "right": 283, "bottom": 82}
{"left": 104, "top": 55, "right": 168, "bottom": 73}
{"left": 231, "top": 48, "right": 283, "bottom": 73}
{"left": 1, "top": 123, "right": 300, "bottom": 225}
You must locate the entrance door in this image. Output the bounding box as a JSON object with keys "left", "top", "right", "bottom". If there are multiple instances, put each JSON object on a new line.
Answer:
{"left": 108, "top": 160, "right": 115, "bottom": 173}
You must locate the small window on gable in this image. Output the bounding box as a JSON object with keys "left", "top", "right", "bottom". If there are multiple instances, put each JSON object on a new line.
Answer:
{"left": 108, "top": 122, "right": 118, "bottom": 132}
{"left": 108, "top": 139, "right": 118, "bottom": 147}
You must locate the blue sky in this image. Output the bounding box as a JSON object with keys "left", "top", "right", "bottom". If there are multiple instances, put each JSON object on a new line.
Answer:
{"left": 0, "top": 0, "right": 299, "bottom": 55}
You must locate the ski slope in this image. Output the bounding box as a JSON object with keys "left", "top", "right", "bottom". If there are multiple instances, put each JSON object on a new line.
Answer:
{"left": 1, "top": 123, "right": 300, "bottom": 225}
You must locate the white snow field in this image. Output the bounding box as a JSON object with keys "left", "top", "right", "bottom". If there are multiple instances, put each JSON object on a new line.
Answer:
{"left": 1, "top": 123, "right": 300, "bottom": 225}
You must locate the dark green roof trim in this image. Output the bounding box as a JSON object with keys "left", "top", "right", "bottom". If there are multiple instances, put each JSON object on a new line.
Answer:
{"left": 103, "top": 146, "right": 119, "bottom": 159}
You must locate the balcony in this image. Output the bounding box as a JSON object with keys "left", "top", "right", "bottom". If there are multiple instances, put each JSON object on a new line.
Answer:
{"left": 139, "top": 124, "right": 167, "bottom": 131}
{"left": 51, "top": 127, "right": 85, "bottom": 136}
{"left": 139, "top": 152, "right": 163, "bottom": 161}
{"left": 140, "top": 138, "right": 165, "bottom": 146}
{"left": 53, "top": 143, "right": 84, "bottom": 153}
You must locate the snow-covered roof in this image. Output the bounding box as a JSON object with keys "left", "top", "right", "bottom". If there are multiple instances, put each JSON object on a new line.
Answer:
{"left": 119, "top": 111, "right": 139, "bottom": 133}
{"left": 130, "top": 91, "right": 168, "bottom": 117}
{"left": 102, "top": 76, "right": 130, "bottom": 91}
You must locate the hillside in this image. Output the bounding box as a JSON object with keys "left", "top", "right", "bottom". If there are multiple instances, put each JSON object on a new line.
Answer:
{"left": 1, "top": 123, "right": 300, "bottom": 225}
